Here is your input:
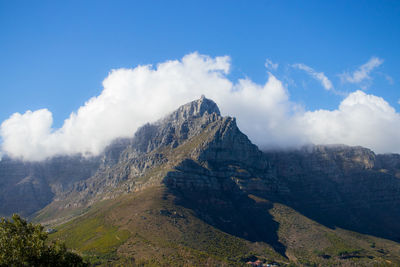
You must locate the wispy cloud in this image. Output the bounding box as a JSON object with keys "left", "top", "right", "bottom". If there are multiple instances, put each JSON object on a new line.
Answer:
{"left": 340, "top": 57, "right": 383, "bottom": 84}
{"left": 292, "top": 63, "right": 333, "bottom": 91}
{"left": 383, "top": 73, "right": 394, "bottom": 85}
{"left": 265, "top": 59, "right": 278, "bottom": 71}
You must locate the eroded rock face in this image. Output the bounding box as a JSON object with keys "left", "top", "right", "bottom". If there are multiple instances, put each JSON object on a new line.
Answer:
{"left": 130, "top": 95, "right": 221, "bottom": 154}
{"left": 263, "top": 145, "right": 400, "bottom": 240}
{"left": 0, "top": 156, "right": 100, "bottom": 216}
{"left": 0, "top": 160, "right": 50, "bottom": 217}
{"left": 45, "top": 97, "right": 224, "bottom": 206}
{"left": 376, "top": 153, "right": 400, "bottom": 178}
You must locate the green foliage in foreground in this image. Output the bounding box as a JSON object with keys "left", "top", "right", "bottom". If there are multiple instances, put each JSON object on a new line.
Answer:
{"left": 0, "top": 214, "right": 87, "bottom": 267}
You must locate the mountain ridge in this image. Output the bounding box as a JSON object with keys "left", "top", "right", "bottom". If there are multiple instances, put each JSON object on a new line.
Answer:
{"left": 33, "top": 97, "right": 400, "bottom": 241}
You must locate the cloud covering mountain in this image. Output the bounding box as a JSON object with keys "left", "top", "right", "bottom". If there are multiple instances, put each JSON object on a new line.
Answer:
{"left": 1, "top": 53, "right": 399, "bottom": 161}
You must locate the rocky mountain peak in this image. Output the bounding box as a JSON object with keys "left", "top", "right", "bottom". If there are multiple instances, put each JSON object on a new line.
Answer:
{"left": 125, "top": 96, "right": 222, "bottom": 155}
{"left": 160, "top": 95, "right": 220, "bottom": 125}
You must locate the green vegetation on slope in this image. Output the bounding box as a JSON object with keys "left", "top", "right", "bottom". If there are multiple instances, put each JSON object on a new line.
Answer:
{"left": 0, "top": 214, "right": 86, "bottom": 266}
{"left": 46, "top": 184, "right": 400, "bottom": 266}
{"left": 48, "top": 186, "right": 286, "bottom": 266}
{"left": 49, "top": 200, "right": 131, "bottom": 264}
{"left": 48, "top": 187, "right": 400, "bottom": 261}
{"left": 270, "top": 202, "right": 400, "bottom": 266}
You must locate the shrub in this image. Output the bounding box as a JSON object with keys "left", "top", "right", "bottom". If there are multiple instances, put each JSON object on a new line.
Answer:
{"left": 0, "top": 214, "right": 87, "bottom": 266}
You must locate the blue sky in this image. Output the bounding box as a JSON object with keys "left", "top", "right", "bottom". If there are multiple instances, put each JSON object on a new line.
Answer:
{"left": 1, "top": 1, "right": 400, "bottom": 160}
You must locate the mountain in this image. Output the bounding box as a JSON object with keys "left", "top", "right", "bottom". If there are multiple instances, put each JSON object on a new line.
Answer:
{"left": 266, "top": 145, "right": 400, "bottom": 242}
{"left": 0, "top": 155, "right": 101, "bottom": 216}
{"left": 2, "top": 96, "right": 400, "bottom": 266}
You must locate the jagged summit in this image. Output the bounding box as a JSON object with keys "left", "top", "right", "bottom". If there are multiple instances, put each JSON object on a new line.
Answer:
{"left": 129, "top": 96, "right": 222, "bottom": 154}
{"left": 160, "top": 95, "right": 220, "bottom": 125}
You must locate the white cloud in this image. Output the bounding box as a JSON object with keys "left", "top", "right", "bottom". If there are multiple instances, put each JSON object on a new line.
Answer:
{"left": 0, "top": 53, "right": 232, "bottom": 161}
{"left": 292, "top": 63, "right": 333, "bottom": 91}
{"left": 1, "top": 52, "right": 400, "bottom": 161}
{"left": 297, "top": 90, "right": 400, "bottom": 153}
{"left": 340, "top": 57, "right": 383, "bottom": 84}
{"left": 265, "top": 59, "right": 278, "bottom": 71}
{"left": 1, "top": 109, "right": 55, "bottom": 160}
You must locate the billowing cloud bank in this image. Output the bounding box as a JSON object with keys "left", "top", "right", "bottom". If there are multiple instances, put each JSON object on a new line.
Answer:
{"left": 1, "top": 53, "right": 400, "bottom": 161}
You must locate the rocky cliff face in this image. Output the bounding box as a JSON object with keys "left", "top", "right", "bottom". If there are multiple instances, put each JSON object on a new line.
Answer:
{"left": 54, "top": 97, "right": 279, "bottom": 205}
{"left": 263, "top": 145, "right": 400, "bottom": 240}
{"left": 2, "top": 96, "right": 400, "bottom": 243}
{"left": 0, "top": 156, "right": 100, "bottom": 216}
{"left": 36, "top": 97, "right": 226, "bottom": 211}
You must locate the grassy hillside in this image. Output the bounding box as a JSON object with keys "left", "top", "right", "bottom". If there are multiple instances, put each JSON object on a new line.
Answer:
{"left": 48, "top": 186, "right": 284, "bottom": 266}
{"left": 270, "top": 203, "right": 400, "bottom": 266}
{"left": 46, "top": 185, "right": 400, "bottom": 266}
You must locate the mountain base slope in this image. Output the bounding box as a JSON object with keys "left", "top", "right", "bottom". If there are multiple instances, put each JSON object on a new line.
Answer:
{"left": 48, "top": 185, "right": 400, "bottom": 266}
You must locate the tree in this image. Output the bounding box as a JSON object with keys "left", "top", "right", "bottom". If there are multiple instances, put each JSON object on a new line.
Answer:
{"left": 0, "top": 214, "right": 87, "bottom": 266}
